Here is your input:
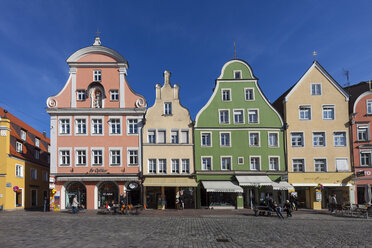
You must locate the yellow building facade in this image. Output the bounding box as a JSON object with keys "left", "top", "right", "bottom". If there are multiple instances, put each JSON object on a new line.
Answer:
{"left": 274, "top": 61, "right": 353, "bottom": 209}
{"left": 0, "top": 110, "right": 50, "bottom": 210}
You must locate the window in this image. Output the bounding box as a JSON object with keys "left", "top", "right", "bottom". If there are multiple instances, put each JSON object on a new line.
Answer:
{"left": 234, "top": 70, "right": 241, "bottom": 79}
{"left": 59, "top": 119, "right": 70, "bottom": 134}
{"left": 164, "top": 102, "right": 172, "bottom": 115}
{"left": 77, "top": 90, "right": 86, "bottom": 101}
{"left": 268, "top": 133, "right": 278, "bottom": 147}
{"left": 171, "top": 130, "right": 179, "bottom": 144}
{"left": 245, "top": 88, "right": 254, "bottom": 101}
{"left": 157, "top": 130, "right": 166, "bottom": 144}
{"left": 31, "top": 168, "right": 37, "bottom": 180}
{"left": 334, "top": 132, "right": 346, "bottom": 146}
{"left": 110, "top": 90, "right": 119, "bottom": 101}
{"left": 221, "top": 157, "right": 231, "bottom": 170}
{"left": 93, "top": 70, "right": 102, "bottom": 81}
{"left": 127, "top": 119, "right": 138, "bottom": 134}
{"left": 16, "top": 189, "right": 23, "bottom": 207}
{"left": 238, "top": 157, "right": 244, "bottom": 165}
{"left": 60, "top": 150, "right": 70, "bottom": 166}
{"left": 222, "top": 89, "right": 231, "bottom": 101}
{"left": 34, "top": 150, "right": 40, "bottom": 160}
{"left": 42, "top": 171, "right": 48, "bottom": 182}
{"left": 15, "top": 164, "right": 23, "bottom": 178}
{"left": 201, "top": 133, "right": 211, "bottom": 147}
{"left": 35, "top": 138, "right": 40, "bottom": 147}
{"left": 299, "top": 106, "right": 311, "bottom": 120}
{"left": 293, "top": 159, "right": 305, "bottom": 172}
{"left": 357, "top": 126, "right": 369, "bottom": 141}
{"left": 92, "top": 149, "right": 103, "bottom": 166}
{"left": 171, "top": 159, "right": 180, "bottom": 173}
{"left": 128, "top": 150, "right": 138, "bottom": 166}
{"left": 314, "top": 159, "right": 327, "bottom": 172}
{"left": 219, "top": 110, "right": 229, "bottom": 124}
{"left": 16, "top": 141, "right": 23, "bottom": 153}
{"left": 159, "top": 159, "right": 167, "bottom": 173}
{"left": 20, "top": 129, "right": 26, "bottom": 141}
{"left": 335, "top": 158, "right": 349, "bottom": 172}
{"left": 234, "top": 110, "right": 244, "bottom": 124}
{"left": 181, "top": 159, "right": 190, "bottom": 173}
{"left": 368, "top": 100, "right": 372, "bottom": 114}
{"left": 109, "top": 118, "right": 121, "bottom": 134}
{"left": 31, "top": 189, "right": 37, "bottom": 207}
{"left": 75, "top": 119, "right": 87, "bottom": 134}
{"left": 220, "top": 133, "right": 230, "bottom": 147}
{"left": 92, "top": 119, "right": 103, "bottom": 135}
{"left": 361, "top": 151, "right": 371, "bottom": 166}
{"left": 180, "top": 130, "right": 189, "bottom": 144}
{"left": 291, "top": 133, "right": 304, "bottom": 147}
{"left": 311, "top": 83, "right": 322, "bottom": 95}
{"left": 110, "top": 149, "right": 121, "bottom": 166}
{"left": 148, "top": 159, "right": 157, "bottom": 173}
{"left": 148, "top": 130, "right": 156, "bottom": 143}
{"left": 202, "top": 157, "right": 212, "bottom": 171}
{"left": 323, "top": 105, "right": 335, "bottom": 120}
{"left": 248, "top": 109, "right": 258, "bottom": 123}
{"left": 249, "top": 132, "right": 260, "bottom": 147}
{"left": 313, "top": 132, "right": 326, "bottom": 147}
{"left": 76, "top": 150, "right": 87, "bottom": 166}
{"left": 269, "top": 157, "right": 279, "bottom": 171}
{"left": 250, "top": 157, "right": 260, "bottom": 170}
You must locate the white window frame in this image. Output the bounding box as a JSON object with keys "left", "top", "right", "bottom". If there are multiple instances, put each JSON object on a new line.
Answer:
{"left": 219, "top": 109, "right": 230, "bottom": 124}
{"left": 180, "top": 130, "right": 189, "bottom": 144}
{"left": 268, "top": 132, "right": 279, "bottom": 148}
{"left": 171, "top": 129, "right": 179, "bottom": 144}
{"left": 91, "top": 117, "right": 104, "bottom": 136}
{"left": 91, "top": 147, "right": 104, "bottom": 167}
{"left": 164, "top": 102, "right": 172, "bottom": 115}
{"left": 311, "top": 83, "right": 322, "bottom": 96}
{"left": 34, "top": 137, "right": 40, "bottom": 148}
{"left": 249, "top": 131, "right": 260, "bottom": 147}
{"left": 292, "top": 158, "right": 305, "bottom": 172}
{"left": 237, "top": 157, "right": 244, "bottom": 165}
{"left": 58, "top": 148, "right": 72, "bottom": 167}
{"left": 367, "top": 100, "right": 372, "bottom": 115}
{"left": 233, "top": 70, "right": 242, "bottom": 79}
{"left": 357, "top": 125, "right": 369, "bottom": 141}
{"left": 31, "top": 168, "right": 37, "bottom": 180}
{"left": 314, "top": 158, "right": 327, "bottom": 172}
{"left": 58, "top": 117, "right": 72, "bottom": 136}
{"left": 247, "top": 109, "right": 259, "bottom": 124}
{"left": 75, "top": 116, "right": 88, "bottom": 136}
{"left": 299, "top": 105, "right": 311, "bottom": 120}
{"left": 322, "top": 105, "right": 335, "bottom": 120}
{"left": 221, "top": 88, "right": 232, "bottom": 102}
{"left": 15, "top": 164, "right": 23, "bottom": 178}
{"left": 201, "top": 156, "right": 212, "bottom": 171}
{"left": 147, "top": 129, "right": 156, "bottom": 144}
{"left": 291, "top": 132, "right": 304, "bottom": 147}
{"left": 335, "top": 158, "right": 349, "bottom": 172}
{"left": 75, "top": 147, "right": 88, "bottom": 167}
{"left": 220, "top": 156, "right": 232, "bottom": 171}
{"left": 360, "top": 150, "right": 372, "bottom": 167}
{"left": 127, "top": 148, "right": 139, "bottom": 167}
{"left": 334, "top": 131, "right": 347, "bottom": 147}
{"left": 220, "top": 132, "right": 231, "bottom": 147}
{"left": 108, "top": 116, "right": 122, "bottom": 136}
{"left": 233, "top": 109, "right": 245, "bottom": 124}
{"left": 313, "top": 131, "right": 326, "bottom": 147}
{"left": 244, "top": 88, "right": 255, "bottom": 101}
{"left": 109, "top": 147, "right": 122, "bottom": 167}
{"left": 148, "top": 159, "right": 157, "bottom": 174}
{"left": 201, "top": 132, "right": 212, "bottom": 147}
{"left": 110, "top": 89, "right": 119, "bottom": 101}
{"left": 16, "top": 141, "right": 23, "bottom": 153}
{"left": 157, "top": 129, "right": 166, "bottom": 144}
{"left": 20, "top": 129, "right": 27, "bottom": 141}
{"left": 76, "top": 90, "right": 86, "bottom": 101}
{"left": 181, "top": 159, "right": 190, "bottom": 174}
{"left": 250, "top": 156, "right": 261, "bottom": 171}
{"left": 269, "top": 156, "right": 280, "bottom": 171}
{"left": 93, "top": 70, "right": 102, "bottom": 82}
{"left": 171, "top": 159, "right": 180, "bottom": 174}
{"left": 158, "top": 159, "right": 167, "bottom": 174}
{"left": 127, "top": 118, "right": 139, "bottom": 135}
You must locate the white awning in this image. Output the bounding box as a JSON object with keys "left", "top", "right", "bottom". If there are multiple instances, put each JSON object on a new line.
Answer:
{"left": 201, "top": 181, "right": 243, "bottom": 193}
{"left": 272, "top": 181, "right": 294, "bottom": 191}
{"left": 236, "top": 176, "right": 273, "bottom": 186}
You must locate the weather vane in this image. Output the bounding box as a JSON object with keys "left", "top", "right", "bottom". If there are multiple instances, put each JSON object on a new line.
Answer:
{"left": 312, "top": 50, "right": 318, "bottom": 61}
{"left": 96, "top": 28, "right": 101, "bottom": 37}
{"left": 234, "top": 41, "right": 237, "bottom": 59}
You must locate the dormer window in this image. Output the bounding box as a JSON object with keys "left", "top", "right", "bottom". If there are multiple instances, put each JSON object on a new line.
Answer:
{"left": 20, "top": 129, "right": 27, "bottom": 141}
{"left": 234, "top": 70, "right": 242, "bottom": 79}
{"left": 164, "top": 102, "right": 172, "bottom": 115}
{"left": 77, "top": 90, "right": 86, "bottom": 101}
{"left": 93, "top": 70, "right": 102, "bottom": 82}
{"left": 35, "top": 138, "right": 40, "bottom": 148}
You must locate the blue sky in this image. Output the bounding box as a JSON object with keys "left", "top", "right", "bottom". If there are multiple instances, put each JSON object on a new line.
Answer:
{"left": 1, "top": 1, "right": 372, "bottom": 136}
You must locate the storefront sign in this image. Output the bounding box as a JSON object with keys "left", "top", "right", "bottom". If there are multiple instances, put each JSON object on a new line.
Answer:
{"left": 13, "top": 186, "right": 19, "bottom": 192}
{"left": 315, "top": 191, "right": 322, "bottom": 202}
{"left": 88, "top": 168, "right": 108, "bottom": 173}
{"left": 127, "top": 181, "right": 139, "bottom": 190}
{"left": 6, "top": 183, "right": 11, "bottom": 188}
{"left": 357, "top": 171, "right": 365, "bottom": 177}
{"left": 103, "top": 192, "right": 113, "bottom": 196}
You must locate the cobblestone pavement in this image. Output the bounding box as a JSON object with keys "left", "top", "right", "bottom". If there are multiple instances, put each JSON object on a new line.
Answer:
{"left": 0, "top": 209, "right": 371, "bottom": 248}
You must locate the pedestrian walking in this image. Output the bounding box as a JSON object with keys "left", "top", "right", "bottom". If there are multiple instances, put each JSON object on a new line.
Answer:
{"left": 283, "top": 200, "right": 292, "bottom": 217}
{"left": 71, "top": 195, "right": 79, "bottom": 214}
{"left": 293, "top": 195, "right": 299, "bottom": 211}
{"left": 330, "top": 194, "right": 337, "bottom": 214}
{"left": 43, "top": 196, "right": 47, "bottom": 212}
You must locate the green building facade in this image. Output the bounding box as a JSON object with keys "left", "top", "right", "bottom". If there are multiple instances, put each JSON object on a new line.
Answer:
{"left": 195, "top": 59, "right": 289, "bottom": 209}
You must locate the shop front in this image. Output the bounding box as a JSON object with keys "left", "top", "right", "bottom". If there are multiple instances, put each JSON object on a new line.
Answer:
{"left": 200, "top": 181, "right": 243, "bottom": 209}
{"left": 354, "top": 168, "right": 372, "bottom": 204}
{"left": 65, "top": 182, "right": 87, "bottom": 209}
{"left": 143, "top": 177, "right": 197, "bottom": 209}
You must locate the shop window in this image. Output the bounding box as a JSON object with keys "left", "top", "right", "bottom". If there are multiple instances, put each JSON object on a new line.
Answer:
{"left": 98, "top": 182, "right": 119, "bottom": 208}
{"left": 66, "top": 182, "right": 86, "bottom": 209}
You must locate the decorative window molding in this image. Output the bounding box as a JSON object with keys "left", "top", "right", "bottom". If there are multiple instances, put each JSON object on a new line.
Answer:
{"left": 233, "top": 109, "right": 244, "bottom": 124}
{"left": 164, "top": 102, "right": 172, "bottom": 115}
{"left": 237, "top": 157, "right": 244, "bottom": 165}
{"left": 244, "top": 88, "right": 255, "bottom": 101}
{"left": 91, "top": 147, "right": 104, "bottom": 167}
{"left": 93, "top": 70, "right": 102, "bottom": 82}
{"left": 268, "top": 132, "right": 279, "bottom": 148}
{"left": 220, "top": 132, "right": 231, "bottom": 147}
{"left": 75, "top": 147, "right": 88, "bottom": 167}
{"left": 108, "top": 116, "right": 122, "bottom": 136}
{"left": 127, "top": 118, "right": 139, "bottom": 135}
{"left": 250, "top": 156, "right": 260, "bottom": 171}
{"left": 221, "top": 156, "right": 232, "bottom": 171}
{"left": 201, "top": 156, "right": 212, "bottom": 171}
{"left": 201, "top": 132, "right": 212, "bottom": 147}
{"left": 221, "top": 88, "right": 232, "bottom": 102}
{"left": 58, "top": 148, "right": 72, "bottom": 167}
{"left": 219, "top": 109, "right": 230, "bottom": 124}
{"left": 75, "top": 116, "right": 88, "bottom": 136}
{"left": 58, "top": 117, "right": 72, "bottom": 136}
{"left": 127, "top": 148, "right": 139, "bottom": 166}
{"left": 249, "top": 131, "right": 260, "bottom": 147}
{"left": 91, "top": 117, "right": 104, "bottom": 136}
{"left": 110, "top": 89, "right": 119, "bottom": 101}
{"left": 247, "top": 109, "right": 259, "bottom": 124}
{"left": 109, "top": 147, "right": 122, "bottom": 167}
{"left": 76, "top": 90, "right": 86, "bottom": 101}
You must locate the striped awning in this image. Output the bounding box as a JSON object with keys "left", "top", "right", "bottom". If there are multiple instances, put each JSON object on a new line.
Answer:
{"left": 272, "top": 181, "right": 294, "bottom": 191}
{"left": 143, "top": 177, "right": 197, "bottom": 187}
{"left": 201, "top": 181, "right": 243, "bottom": 193}
{"left": 236, "top": 176, "right": 273, "bottom": 186}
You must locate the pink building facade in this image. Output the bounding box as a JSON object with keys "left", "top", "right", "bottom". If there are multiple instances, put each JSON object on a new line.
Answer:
{"left": 46, "top": 37, "right": 146, "bottom": 210}
{"left": 346, "top": 82, "right": 372, "bottom": 204}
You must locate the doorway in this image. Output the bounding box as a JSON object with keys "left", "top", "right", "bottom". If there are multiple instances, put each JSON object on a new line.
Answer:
{"left": 165, "top": 187, "right": 176, "bottom": 209}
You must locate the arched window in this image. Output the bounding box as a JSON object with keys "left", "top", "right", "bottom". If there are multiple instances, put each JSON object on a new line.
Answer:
{"left": 65, "top": 182, "right": 86, "bottom": 209}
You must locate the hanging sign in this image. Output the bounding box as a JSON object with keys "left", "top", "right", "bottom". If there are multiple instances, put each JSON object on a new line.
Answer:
{"left": 13, "top": 186, "right": 19, "bottom": 192}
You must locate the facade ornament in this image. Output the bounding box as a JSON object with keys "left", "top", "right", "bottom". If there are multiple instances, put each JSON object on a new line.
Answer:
{"left": 47, "top": 98, "right": 57, "bottom": 108}
{"left": 135, "top": 98, "right": 146, "bottom": 108}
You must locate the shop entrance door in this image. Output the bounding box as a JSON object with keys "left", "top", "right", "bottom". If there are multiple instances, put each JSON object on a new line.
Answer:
{"left": 65, "top": 182, "right": 86, "bottom": 209}
{"left": 98, "top": 182, "right": 119, "bottom": 208}
{"left": 165, "top": 187, "right": 176, "bottom": 209}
